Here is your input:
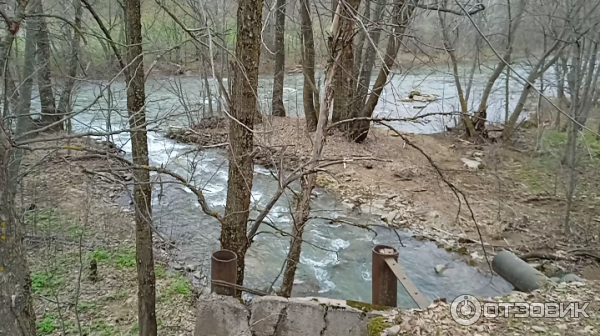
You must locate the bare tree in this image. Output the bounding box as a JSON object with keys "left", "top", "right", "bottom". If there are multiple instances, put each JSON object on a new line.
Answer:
{"left": 352, "top": 0, "right": 387, "bottom": 134}
{"left": 554, "top": 55, "right": 568, "bottom": 129}
{"left": 280, "top": 0, "right": 361, "bottom": 297}
{"left": 331, "top": 0, "right": 361, "bottom": 132}
{"left": 271, "top": 0, "right": 287, "bottom": 117}
{"left": 124, "top": 0, "right": 157, "bottom": 333}
{"left": 57, "top": 0, "right": 83, "bottom": 131}
{"left": 33, "top": 0, "right": 59, "bottom": 129}
{"left": 221, "top": 0, "right": 264, "bottom": 287}
{"left": 438, "top": 1, "right": 477, "bottom": 137}
{"left": 563, "top": 33, "right": 600, "bottom": 234}
{"left": 352, "top": 0, "right": 419, "bottom": 142}
{"left": 300, "top": 0, "right": 319, "bottom": 131}
{"left": 472, "top": 0, "right": 526, "bottom": 134}
{"left": 0, "top": 1, "right": 37, "bottom": 335}
{"left": 501, "top": 0, "right": 599, "bottom": 140}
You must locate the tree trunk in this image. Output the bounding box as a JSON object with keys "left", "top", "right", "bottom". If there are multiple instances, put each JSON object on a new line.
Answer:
{"left": 0, "top": 129, "right": 36, "bottom": 336}
{"left": 271, "top": 0, "right": 286, "bottom": 117}
{"left": 352, "top": 0, "right": 386, "bottom": 137}
{"left": 57, "top": 0, "right": 83, "bottom": 123}
{"left": 221, "top": 0, "right": 263, "bottom": 288}
{"left": 1, "top": 39, "right": 20, "bottom": 121}
{"left": 332, "top": 0, "right": 361, "bottom": 132}
{"left": 124, "top": 0, "right": 157, "bottom": 335}
{"left": 473, "top": 0, "right": 526, "bottom": 134}
{"left": 280, "top": 0, "right": 358, "bottom": 297}
{"left": 300, "top": 0, "right": 318, "bottom": 131}
{"left": 353, "top": 0, "right": 370, "bottom": 74}
{"left": 555, "top": 58, "right": 567, "bottom": 130}
{"left": 438, "top": 9, "right": 477, "bottom": 137}
{"left": 0, "top": 5, "right": 37, "bottom": 334}
{"left": 33, "top": 0, "right": 59, "bottom": 129}
{"left": 502, "top": 13, "right": 581, "bottom": 140}
{"left": 352, "top": 0, "right": 419, "bottom": 142}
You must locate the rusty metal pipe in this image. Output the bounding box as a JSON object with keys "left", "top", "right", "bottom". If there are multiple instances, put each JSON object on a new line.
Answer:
{"left": 211, "top": 249, "right": 238, "bottom": 296}
{"left": 372, "top": 244, "right": 399, "bottom": 307}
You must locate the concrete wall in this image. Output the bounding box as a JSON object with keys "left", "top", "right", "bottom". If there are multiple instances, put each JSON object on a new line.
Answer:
{"left": 194, "top": 294, "right": 381, "bottom": 336}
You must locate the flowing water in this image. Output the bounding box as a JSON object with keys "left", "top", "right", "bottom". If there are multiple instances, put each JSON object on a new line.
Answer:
{"left": 48, "top": 69, "right": 518, "bottom": 307}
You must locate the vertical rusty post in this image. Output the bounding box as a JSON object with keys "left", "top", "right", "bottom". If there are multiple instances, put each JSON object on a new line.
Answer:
{"left": 372, "top": 245, "right": 399, "bottom": 307}
{"left": 211, "top": 249, "right": 238, "bottom": 296}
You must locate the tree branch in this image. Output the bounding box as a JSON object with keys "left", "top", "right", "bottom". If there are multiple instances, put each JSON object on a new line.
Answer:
{"left": 411, "top": 2, "right": 485, "bottom": 16}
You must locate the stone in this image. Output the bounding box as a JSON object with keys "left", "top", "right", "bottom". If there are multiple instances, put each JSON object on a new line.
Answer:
{"left": 372, "top": 199, "right": 386, "bottom": 209}
{"left": 381, "top": 211, "right": 398, "bottom": 224}
{"left": 193, "top": 271, "right": 204, "bottom": 280}
{"left": 560, "top": 273, "right": 584, "bottom": 283}
{"left": 169, "top": 262, "right": 184, "bottom": 271}
{"left": 194, "top": 294, "right": 251, "bottom": 336}
{"left": 461, "top": 158, "right": 484, "bottom": 170}
{"left": 434, "top": 264, "right": 446, "bottom": 274}
{"left": 186, "top": 264, "right": 197, "bottom": 272}
{"left": 532, "top": 326, "right": 546, "bottom": 333}
{"left": 360, "top": 204, "right": 385, "bottom": 217}
{"left": 385, "top": 325, "right": 401, "bottom": 336}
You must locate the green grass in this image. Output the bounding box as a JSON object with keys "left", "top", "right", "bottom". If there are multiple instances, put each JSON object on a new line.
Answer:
{"left": 31, "top": 272, "right": 63, "bottom": 294}
{"left": 515, "top": 129, "right": 600, "bottom": 194}
{"left": 91, "top": 249, "right": 110, "bottom": 262}
{"left": 36, "top": 314, "right": 56, "bottom": 335}
{"left": 106, "top": 290, "right": 128, "bottom": 301}
{"left": 24, "top": 207, "right": 83, "bottom": 238}
{"left": 155, "top": 264, "right": 167, "bottom": 279}
{"left": 367, "top": 317, "right": 391, "bottom": 336}
{"left": 128, "top": 323, "right": 140, "bottom": 336}
{"left": 542, "top": 130, "right": 600, "bottom": 159}
{"left": 91, "top": 320, "right": 118, "bottom": 336}
{"left": 159, "top": 274, "right": 192, "bottom": 301}
{"left": 168, "top": 277, "right": 191, "bottom": 296}
{"left": 115, "top": 248, "right": 136, "bottom": 269}
{"left": 77, "top": 301, "right": 96, "bottom": 312}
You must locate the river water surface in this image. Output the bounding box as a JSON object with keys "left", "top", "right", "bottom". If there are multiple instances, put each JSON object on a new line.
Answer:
{"left": 53, "top": 69, "right": 517, "bottom": 307}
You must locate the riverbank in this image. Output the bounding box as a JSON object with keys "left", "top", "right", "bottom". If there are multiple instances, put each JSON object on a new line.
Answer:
{"left": 169, "top": 116, "right": 600, "bottom": 280}
{"left": 21, "top": 138, "right": 196, "bottom": 335}
{"left": 17, "top": 124, "right": 600, "bottom": 334}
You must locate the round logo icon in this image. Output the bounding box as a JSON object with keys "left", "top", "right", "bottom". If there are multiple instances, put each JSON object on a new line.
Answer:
{"left": 450, "top": 294, "right": 482, "bottom": 326}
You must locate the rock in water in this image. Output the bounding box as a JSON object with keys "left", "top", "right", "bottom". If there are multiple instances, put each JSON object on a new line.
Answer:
{"left": 434, "top": 264, "right": 446, "bottom": 274}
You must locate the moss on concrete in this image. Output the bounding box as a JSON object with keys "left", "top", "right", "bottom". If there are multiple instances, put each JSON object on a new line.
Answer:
{"left": 346, "top": 300, "right": 393, "bottom": 312}
{"left": 367, "top": 317, "right": 391, "bottom": 336}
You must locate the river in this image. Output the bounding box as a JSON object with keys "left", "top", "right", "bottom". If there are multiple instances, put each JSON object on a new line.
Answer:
{"left": 47, "top": 69, "right": 517, "bottom": 307}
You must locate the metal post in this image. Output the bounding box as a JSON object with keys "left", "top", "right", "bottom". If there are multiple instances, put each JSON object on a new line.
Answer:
{"left": 372, "top": 245, "right": 399, "bottom": 307}
{"left": 211, "top": 249, "right": 238, "bottom": 296}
